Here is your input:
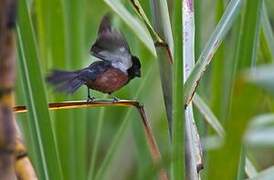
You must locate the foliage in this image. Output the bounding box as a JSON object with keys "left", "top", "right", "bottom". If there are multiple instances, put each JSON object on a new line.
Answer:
{"left": 15, "top": 0, "right": 274, "bottom": 179}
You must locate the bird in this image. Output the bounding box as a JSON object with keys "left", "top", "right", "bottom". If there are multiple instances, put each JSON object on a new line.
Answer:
{"left": 46, "top": 14, "right": 141, "bottom": 102}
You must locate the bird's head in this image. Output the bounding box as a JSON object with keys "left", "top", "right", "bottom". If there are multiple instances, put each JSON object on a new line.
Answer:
{"left": 127, "top": 56, "right": 141, "bottom": 79}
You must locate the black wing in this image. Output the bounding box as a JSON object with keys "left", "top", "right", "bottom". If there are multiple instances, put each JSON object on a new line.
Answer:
{"left": 77, "top": 61, "right": 111, "bottom": 82}
{"left": 90, "top": 14, "right": 132, "bottom": 70}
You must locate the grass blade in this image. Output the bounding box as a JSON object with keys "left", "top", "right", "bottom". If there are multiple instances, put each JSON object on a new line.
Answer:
{"left": 246, "top": 158, "right": 258, "bottom": 178}
{"left": 184, "top": 0, "right": 242, "bottom": 106}
{"left": 35, "top": 0, "right": 71, "bottom": 178}
{"left": 171, "top": 0, "right": 184, "bottom": 179}
{"left": 130, "top": 0, "right": 164, "bottom": 43}
{"left": 151, "top": 0, "right": 174, "bottom": 137}
{"left": 151, "top": 0, "right": 174, "bottom": 53}
{"left": 193, "top": 95, "right": 258, "bottom": 178}
{"left": 207, "top": 0, "right": 262, "bottom": 178}
{"left": 246, "top": 114, "right": 274, "bottom": 147}
{"left": 245, "top": 65, "right": 274, "bottom": 95}
{"left": 237, "top": 147, "right": 246, "bottom": 180}
{"left": 261, "top": 2, "right": 274, "bottom": 62}
{"left": 17, "top": 0, "right": 63, "bottom": 179}
{"left": 66, "top": 0, "right": 87, "bottom": 178}
{"left": 193, "top": 95, "right": 225, "bottom": 137}
{"left": 249, "top": 166, "right": 274, "bottom": 180}
{"left": 87, "top": 103, "right": 106, "bottom": 180}
{"left": 210, "top": 0, "right": 225, "bottom": 120}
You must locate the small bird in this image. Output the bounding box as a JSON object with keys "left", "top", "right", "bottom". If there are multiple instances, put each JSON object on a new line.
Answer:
{"left": 46, "top": 14, "right": 141, "bottom": 101}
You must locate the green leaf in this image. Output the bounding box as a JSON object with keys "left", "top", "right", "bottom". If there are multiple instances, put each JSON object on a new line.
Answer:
{"left": 184, "top": 0, "right": 242, "bottom": 105}
{"left": 150, "top": 0, "right": 173, "bottom": 136}
{"left": 246, "top": 114, "right": 274, "bottom": 147}
{"left": 261, "top": 2, "right": 274, "bottom": 62}
{"left": 35, "top": 0, "right": 72, "bottom": 178}
{"left": 207, "top": 0, "right": 262, "bottom": 178}
{"left": 193, "top": 95, "right": 225, "bottom": 137}
{"left": 210, "top": 0, "right": 225, "bottom": 119}
{"left": 130, "top": 0, "right": 164, "bottom": 43}
{"left": 171, "top": 0, "right": 184, "bottom": 179}
{"left": 87, "top": 102, "right": 107, "bottom": 180}
{"left": 151, "top": 0, "right": 174, "bottom": 53}
{"left": 246, "top": 158, "right": 258, "bottom": 178}
{"left": 193, "top": 95, "right": 257, "bottom": 178}
{"left": 17, "top": 0, "right": 63, "bottom": 179}
{"left": 245, "top": 65, "right": 274, "bottom": 95}
{"left": 237, "top": 0, "right": 262, "bottom": 69}
{"left": 250, "top": 166, "right": 274, "bottom": 180}
{"left": 65, "top": 0, "right": 87, "bottom": 179}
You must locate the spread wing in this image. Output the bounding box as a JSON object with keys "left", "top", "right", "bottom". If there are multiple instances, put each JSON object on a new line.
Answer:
{"left": 90, "top": 15, "right": 132, "bottom": 71}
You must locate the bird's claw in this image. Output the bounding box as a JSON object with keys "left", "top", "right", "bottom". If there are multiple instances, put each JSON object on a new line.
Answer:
{"left": 87, "top": 96, "right": 95, "bottom": 103}
{"left": 112, "top": 96, "right": 120, "bottom": 102}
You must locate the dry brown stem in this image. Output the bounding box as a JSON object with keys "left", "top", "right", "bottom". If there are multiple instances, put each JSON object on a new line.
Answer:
{"left": 14, "top": 99, "right": 168, "bottom": 180}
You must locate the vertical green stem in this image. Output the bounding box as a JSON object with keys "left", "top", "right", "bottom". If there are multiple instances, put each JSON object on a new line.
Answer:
{"left": 66, "top": 0, "right": 87, "bottom": 179}
{"left": 237, "top": 147, "right": 246, "bottom": 180}
{"left": 172, "top": 0, "right": 185, "bottom": 179}
{"left": 17, "top": 0, "right": 63, "bottom": 179}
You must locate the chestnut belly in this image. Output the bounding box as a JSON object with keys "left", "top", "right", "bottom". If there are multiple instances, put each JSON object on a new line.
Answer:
{"left": 85, "top": 68, "right": 129, "bottom": 94}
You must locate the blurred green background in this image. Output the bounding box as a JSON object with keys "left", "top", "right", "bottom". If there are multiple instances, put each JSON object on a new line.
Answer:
{"left": 15, "top": 0, "right": 274, "bottom": 179}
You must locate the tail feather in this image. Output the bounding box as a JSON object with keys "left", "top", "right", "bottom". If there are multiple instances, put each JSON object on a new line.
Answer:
{"left": 46, "top": 70, "right": 78, "bottom": 84}
{"left": 55, "top": 78, "right": 84, "bottom": 94}
{"left": 46, "top": 70, "right": 85, "bottom": 94}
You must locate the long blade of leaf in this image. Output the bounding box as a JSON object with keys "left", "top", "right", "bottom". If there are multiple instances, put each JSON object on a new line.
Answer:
{"left": 210, "top": 0, "right": 225, "bottom": 120}
{"left": 208, "top": 0, "right": 262, "bottom": 178}
{"left": 261, "top": 2, "right": 274, "bottom": 61}
{"left": 246, "top": 158, "right": 258, "bottom": 178}
{"left": 193, "top": 95, "right": 225, "bottom": 137}
{"left": 87, "top": 97, "right": 107, "bottom": 180}
{"left": 150, "top": 0, "right": 174, "bottom": 137}
{"left": 66, "top": 0, "right": 87, "bottom": 179}
{"left": 193, "top": 95, "right": 257, "bottom": 178}
{"left": 184, "top": 0, "right": 242, "bottom": 106}
{"left": 246, "top": 114, "right": 274, "bottom": 147}
{"left": 17, "top": 0, "right": 63, "bottom": 179}
{"left": 130, "top": 0, "right": 164, "bottom": 43}
{"left": 249, "top": 166, "right": 274, "bottom": 180}
{"left": 245, "top": 65, "right": 274, "bottom": 95}
{"left": 171, "top": 0, "right": 184, "bottom": 179}
{"left": 35, "top": 0, "right": 71, "bottom": 178}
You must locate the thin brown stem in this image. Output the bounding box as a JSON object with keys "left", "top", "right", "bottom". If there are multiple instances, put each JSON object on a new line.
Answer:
{"left": 14, "top": 99, "right": 169, "bottom": 180}
{"left": 137, "top": 105, "right": 169, "bottom": 180}
{"left": 14, "top": 99, "right": 140, "bottom": 113}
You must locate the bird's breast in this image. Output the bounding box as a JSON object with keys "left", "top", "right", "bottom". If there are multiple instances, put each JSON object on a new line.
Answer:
{"left": 86, "top": 67, "right": 129, "bottom": 94}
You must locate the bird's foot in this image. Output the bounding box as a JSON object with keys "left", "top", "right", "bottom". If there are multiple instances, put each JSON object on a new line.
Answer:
{"left": 112, "top": 96, "right": 120, "bottom": 102}
{"left": 87, "top": 96, "right": 96, "bottom": 103}
{"left": 108, "top": 93, "right": 120, "bottom": 102}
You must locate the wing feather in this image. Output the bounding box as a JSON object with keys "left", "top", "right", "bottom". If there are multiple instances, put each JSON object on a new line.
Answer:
{"left": 90, "top": 14, "right": 132, "bottom": 71}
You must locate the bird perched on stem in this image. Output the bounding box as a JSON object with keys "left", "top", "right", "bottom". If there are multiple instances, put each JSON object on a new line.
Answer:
{"left": 46, "top": 14, "right": 141, "bottom": 101}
